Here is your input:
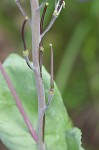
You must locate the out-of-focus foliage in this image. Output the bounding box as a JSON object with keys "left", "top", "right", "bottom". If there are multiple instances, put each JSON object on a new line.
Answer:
{"left": 0, "top": 0, "right": 99, "bottom": 150}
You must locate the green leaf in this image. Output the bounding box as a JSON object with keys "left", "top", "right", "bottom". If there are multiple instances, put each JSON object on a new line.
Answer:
{"left": 0, "top": 54, "right": 84, "bottom": 150}
{"left": 65, "top": 128, "right": 85, "bottom": 150}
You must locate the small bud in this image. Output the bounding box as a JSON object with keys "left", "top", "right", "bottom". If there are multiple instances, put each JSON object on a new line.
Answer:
{"left": 40, "top": 46, "right": 44, "bottom": 52}
{"left": 62, "top": 1, "right": 65, "bottom": 9}
{"left": 49, "top": 89, "right": 54, "bottom": 95}
{"left": 49, "top": 43, "right": 52, "bottom": 47}
{"left": 23, "top": 50, "right": 29, "bottom": 56}
{"left": 46, "top": 2, "right": 49, "bottom": 6}
{"left": 53, "top": 10, "right": 58, "bottom": 17}
{"left": 25, "top": 16, "right": 29, "bottom": 20}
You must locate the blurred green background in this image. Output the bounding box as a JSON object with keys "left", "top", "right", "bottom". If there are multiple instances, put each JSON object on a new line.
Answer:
{"left": 0, "top": 0, "right": 99, "bottom": 150}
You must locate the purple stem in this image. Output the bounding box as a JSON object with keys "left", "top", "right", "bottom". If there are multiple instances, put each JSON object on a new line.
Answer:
{"left": 0, "top": 61, "right": 37, "bottom": 142}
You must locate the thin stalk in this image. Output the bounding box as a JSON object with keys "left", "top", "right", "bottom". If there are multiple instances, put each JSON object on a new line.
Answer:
{"left": 50, "top": 44, "right": 54, "bottom": 90}
{"left": 0, "top": 62, "right": 37, "bottom": 142}
{"left": 39, "top": 2, "right": 48, "bottom": 77}
{"left": 40, "top": 2, "right": 48, "bottom": 34}
{"left": 21, "top": 18, "right": 35, "bottom": 70}
{"left": 21, "top": 18, "right": 28, "bottom": 51}
{"left": 41, "top": 0, "right": 65, "bottom": 38}
{"left": 30, "top": 0, "right": 46, "bottom": 150}
{"left": 46, "top": 44, "right": 54, "bottom": 109}
{"left": 15, "top": 0, "right": 31, "bottom": 24}
{"left": 15, "top": 0, "right": 27, "bottom": 18}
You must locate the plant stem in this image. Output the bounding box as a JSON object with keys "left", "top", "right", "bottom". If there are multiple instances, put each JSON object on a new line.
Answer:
{"left": 30, "top": 0, "right": 46, "bottom": 150}
{"left": 15, "top": 0, "right": 27, "bottom": 18}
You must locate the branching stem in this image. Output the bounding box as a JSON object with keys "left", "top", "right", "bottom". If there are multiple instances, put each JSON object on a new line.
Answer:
{"left": 30, "top": 0, "right": 46, "bottom": 150}
{"left": 41, "top": 0, "right": 65, "bottom": 38}
{"left": 15, "top": 0, "right": 64, "bottom": 149}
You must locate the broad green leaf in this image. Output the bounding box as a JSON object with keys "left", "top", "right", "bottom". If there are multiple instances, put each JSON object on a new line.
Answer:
{"left": 0, "top": 54, "right": 84, "bottom": 150}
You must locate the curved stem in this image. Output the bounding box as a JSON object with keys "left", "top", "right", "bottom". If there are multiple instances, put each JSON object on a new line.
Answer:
{"left": 22, "top": 18, "right": 28, "bottom": 50}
